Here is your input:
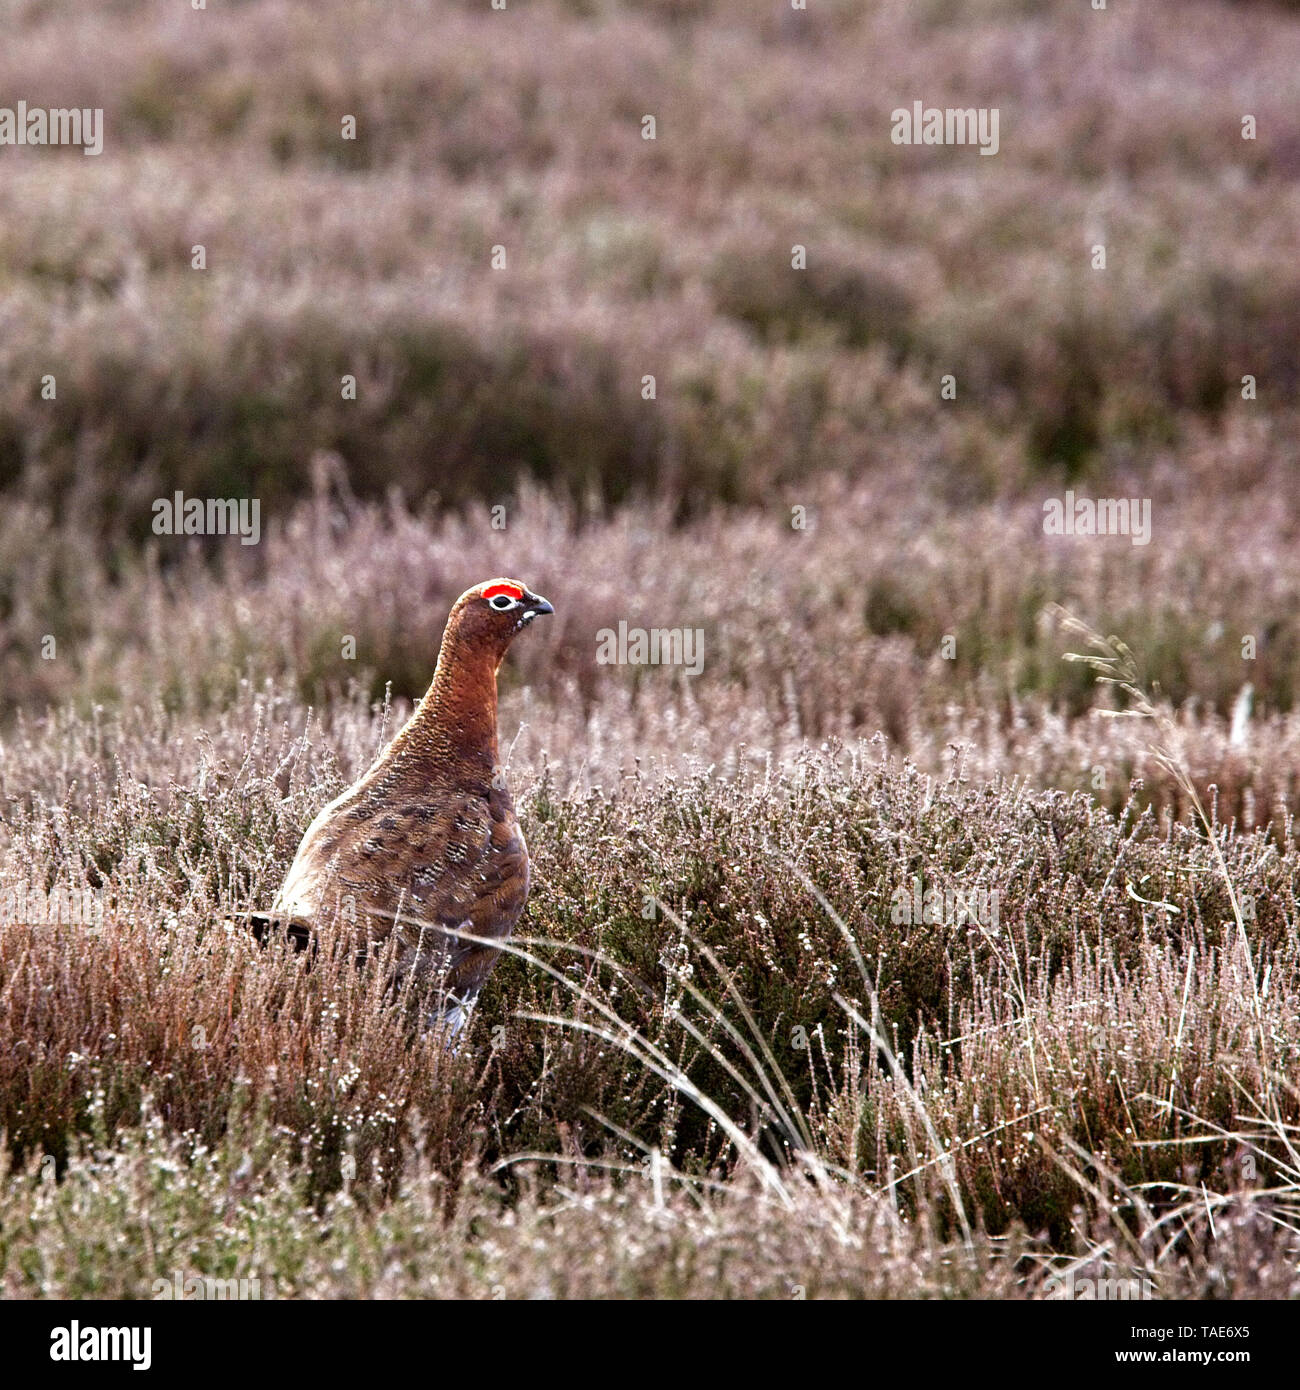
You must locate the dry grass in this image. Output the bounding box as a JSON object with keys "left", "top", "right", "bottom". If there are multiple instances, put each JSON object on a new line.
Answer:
{"left": 3, "top": 0, "right": 1300, "bottom": 1300}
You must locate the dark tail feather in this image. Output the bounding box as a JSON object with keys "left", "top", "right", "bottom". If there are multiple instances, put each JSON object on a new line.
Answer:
{"left": 231, "top": 912, "right": 315, "bottom": 952}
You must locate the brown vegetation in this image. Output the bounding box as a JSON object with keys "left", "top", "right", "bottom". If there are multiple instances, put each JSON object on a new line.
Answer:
{"left": 2, "top": 0, "right": 1299, "bottom": 1298}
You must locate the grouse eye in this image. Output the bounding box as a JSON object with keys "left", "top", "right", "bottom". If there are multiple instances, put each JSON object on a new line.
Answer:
{"left": 488, "top": 593, "right": 516, "bottom": 611}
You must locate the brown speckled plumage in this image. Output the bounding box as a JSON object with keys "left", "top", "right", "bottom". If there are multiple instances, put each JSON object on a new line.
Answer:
{"left": 254, "top": 578, "right": 553, "bottom": 1035}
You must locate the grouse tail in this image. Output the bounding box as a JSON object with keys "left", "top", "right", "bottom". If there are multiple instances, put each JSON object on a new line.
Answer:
{"left": 231, "top": 911, "right": 315, "bottom": 952}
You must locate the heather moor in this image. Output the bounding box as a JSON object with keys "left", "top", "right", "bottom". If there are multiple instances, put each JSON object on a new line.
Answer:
{"left": 1, "top": 0, "right": 1299, "bottom": 1304}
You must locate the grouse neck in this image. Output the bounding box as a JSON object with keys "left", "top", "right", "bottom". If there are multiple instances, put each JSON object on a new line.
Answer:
{"left": 386, "top": 627, "right": 501, "bottom": 783}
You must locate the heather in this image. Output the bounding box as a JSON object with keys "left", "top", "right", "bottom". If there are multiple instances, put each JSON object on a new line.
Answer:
{"left": 2, "top": 0, "right": 1299, "bottom": 531}
{"left": 3, "top": 0, "right": 1300, "bottom": 1300}
{"left": 4, "top": 657, "right": 1300, "bottom": 1297}
{"left": 7, "top": 459, "right": 1300, "bottom": 831}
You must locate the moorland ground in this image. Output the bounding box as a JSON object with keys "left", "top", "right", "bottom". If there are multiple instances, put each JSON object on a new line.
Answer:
{"left": 2, "top": 0, "right": 1299, "bottom": 1297}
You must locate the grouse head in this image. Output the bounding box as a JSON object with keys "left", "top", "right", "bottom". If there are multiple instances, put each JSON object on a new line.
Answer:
{"left": 446, "top": 579, "right": 554, "bottom": 666}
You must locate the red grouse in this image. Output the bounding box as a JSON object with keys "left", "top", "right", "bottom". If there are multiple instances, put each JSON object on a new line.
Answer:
{"left": 251, "top": 578, "right": 553, "bottom": 1037}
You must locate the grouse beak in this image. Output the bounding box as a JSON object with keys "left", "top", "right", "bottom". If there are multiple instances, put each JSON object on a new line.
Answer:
{"left": 521, "top": 591, "right": 554, "bottom": 624}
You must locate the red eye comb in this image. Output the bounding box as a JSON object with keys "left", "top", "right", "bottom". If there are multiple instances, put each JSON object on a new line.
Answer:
{"left": 482, "top": 581, "right": 524, "bottom": 602}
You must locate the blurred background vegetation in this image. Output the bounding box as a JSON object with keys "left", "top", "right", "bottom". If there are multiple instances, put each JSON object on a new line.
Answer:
{"left": 3, "top": 0, "right": 1300, "bottom": 1299}
{"left": 1, "top": 0, "right": 1297, "bottom": 532}
{"left": 2, "top": 0, "right": 1298, "bottom": 805}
